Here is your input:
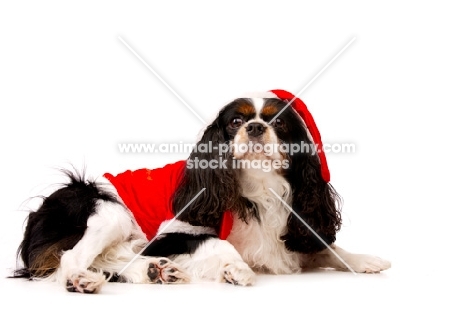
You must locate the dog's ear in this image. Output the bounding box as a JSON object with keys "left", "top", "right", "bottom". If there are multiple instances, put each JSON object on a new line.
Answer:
{"left": 281, "top": 129, "right": 342, "bottom": 254}
{"left": 172, "top": 113, "right": 252, "bottom": 228}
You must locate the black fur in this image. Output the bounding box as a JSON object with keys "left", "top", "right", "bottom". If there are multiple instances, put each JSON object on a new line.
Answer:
{"left": 282, "top": 154, "right": 342, "bottom": 253}
{"left": 263, "top": 98, "right": 342, "bottom": 253}
{"left": 14, "top": 170, "right": 119, "bottom": 278}
{"left": 142, "top": 233, "right": 217, "bottom": 257}
{"left": 172, "top": 99, "right": 257, "bottom": 228}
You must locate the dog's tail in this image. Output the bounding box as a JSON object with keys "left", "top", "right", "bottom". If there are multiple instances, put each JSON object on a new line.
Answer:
{"left": 13, "top": 170, "right": 118, "bottom": 279}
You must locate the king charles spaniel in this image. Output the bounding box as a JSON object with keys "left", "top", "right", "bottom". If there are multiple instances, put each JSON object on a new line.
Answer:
{"left": 14, "top": 90, "right": 391, "bottom": 293}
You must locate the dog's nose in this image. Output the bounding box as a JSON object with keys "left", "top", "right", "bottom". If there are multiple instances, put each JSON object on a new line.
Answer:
{"left": 246, "top": 122, "right": 265, "bottom": 137}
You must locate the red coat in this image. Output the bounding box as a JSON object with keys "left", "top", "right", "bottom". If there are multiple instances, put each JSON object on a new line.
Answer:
{"left": 103, "top": 161, "right": 233, "bottom": 241}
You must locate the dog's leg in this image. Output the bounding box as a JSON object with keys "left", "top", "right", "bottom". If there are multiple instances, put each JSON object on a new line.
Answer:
{"left": 57, "top": 200, "right": 135, "bottom": 293}
{"left": 86, "top": 223, "right": 190, "bottom": 284}
{"left": 173, "top": 238, "right": 256, "bottom": 286}
{"left": 303, "top": 244, "right": 391, "bottom": 273}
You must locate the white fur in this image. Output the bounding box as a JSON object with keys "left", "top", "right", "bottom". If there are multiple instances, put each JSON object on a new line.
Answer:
{"left": 227, "top": 169, "right": 302, "bottom": 274}
{"left": 251, "top": 97, "right": 265, "bottom": 116}
{"left": 157, "top": 219, "right": 216, "bottom": 236}
{"left": 56, "top": 199, "right": 143, "bottom": 291}
{"left": 227, "top": 109, "right": 296, "bottom": 274}
{"left": 172, "top": 238, "right": 255, "bottom": 285}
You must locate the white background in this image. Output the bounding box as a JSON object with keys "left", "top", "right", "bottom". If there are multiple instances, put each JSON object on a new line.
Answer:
{"left": 1, "top": 1, "right": 467, "bottom": 309}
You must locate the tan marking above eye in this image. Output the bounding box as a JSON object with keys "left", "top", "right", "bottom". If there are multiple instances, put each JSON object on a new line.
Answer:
{"left": 237, "top": 103, "right": 256, "bottom": 116}
{"left": 261, "top": 105, "right": 279, "bottom": 116}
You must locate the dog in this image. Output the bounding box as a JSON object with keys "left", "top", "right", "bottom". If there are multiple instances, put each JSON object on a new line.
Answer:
{"left": 14, "top": 89, "right": 391, "bottom": 293}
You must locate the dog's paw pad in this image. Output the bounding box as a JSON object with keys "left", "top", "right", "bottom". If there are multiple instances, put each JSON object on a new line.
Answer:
{"left": 223, "top": 262, "right": 256, "bottom": 286}
{"left": 147, "top": 257, "right": 190, "bottom": 284}
{"left": 65, "top": 271, "right": 106, "bottom": 294}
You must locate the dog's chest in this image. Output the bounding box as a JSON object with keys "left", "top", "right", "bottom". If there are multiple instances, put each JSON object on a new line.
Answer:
{"left": 226, "top": 173, "right": 301, "bottom": 274}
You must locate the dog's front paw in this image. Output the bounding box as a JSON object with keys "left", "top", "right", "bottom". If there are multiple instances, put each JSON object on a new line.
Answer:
{"left": 66, "top": 270, "right": 106, "bottom": 294}
{"left": 147, "top": 258, "right": 190, "bottom": 284}
{"left": 222, "top": 261, "right": 256, "bottom": 286}
{"left": 348, "top": 255, "right": 391, "bottom": 273}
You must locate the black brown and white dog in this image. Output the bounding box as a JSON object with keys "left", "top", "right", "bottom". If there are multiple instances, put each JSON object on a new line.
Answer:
{"left": 14, "top": 90, "right": 391, "bottom": 293}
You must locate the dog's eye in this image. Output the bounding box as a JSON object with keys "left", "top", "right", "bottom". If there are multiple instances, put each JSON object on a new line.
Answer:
{"left": 273, "top": 118, "right": 284, "bottom": 127}
{"left": 230, "top": 117, "right": 244, "bottom": 128}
